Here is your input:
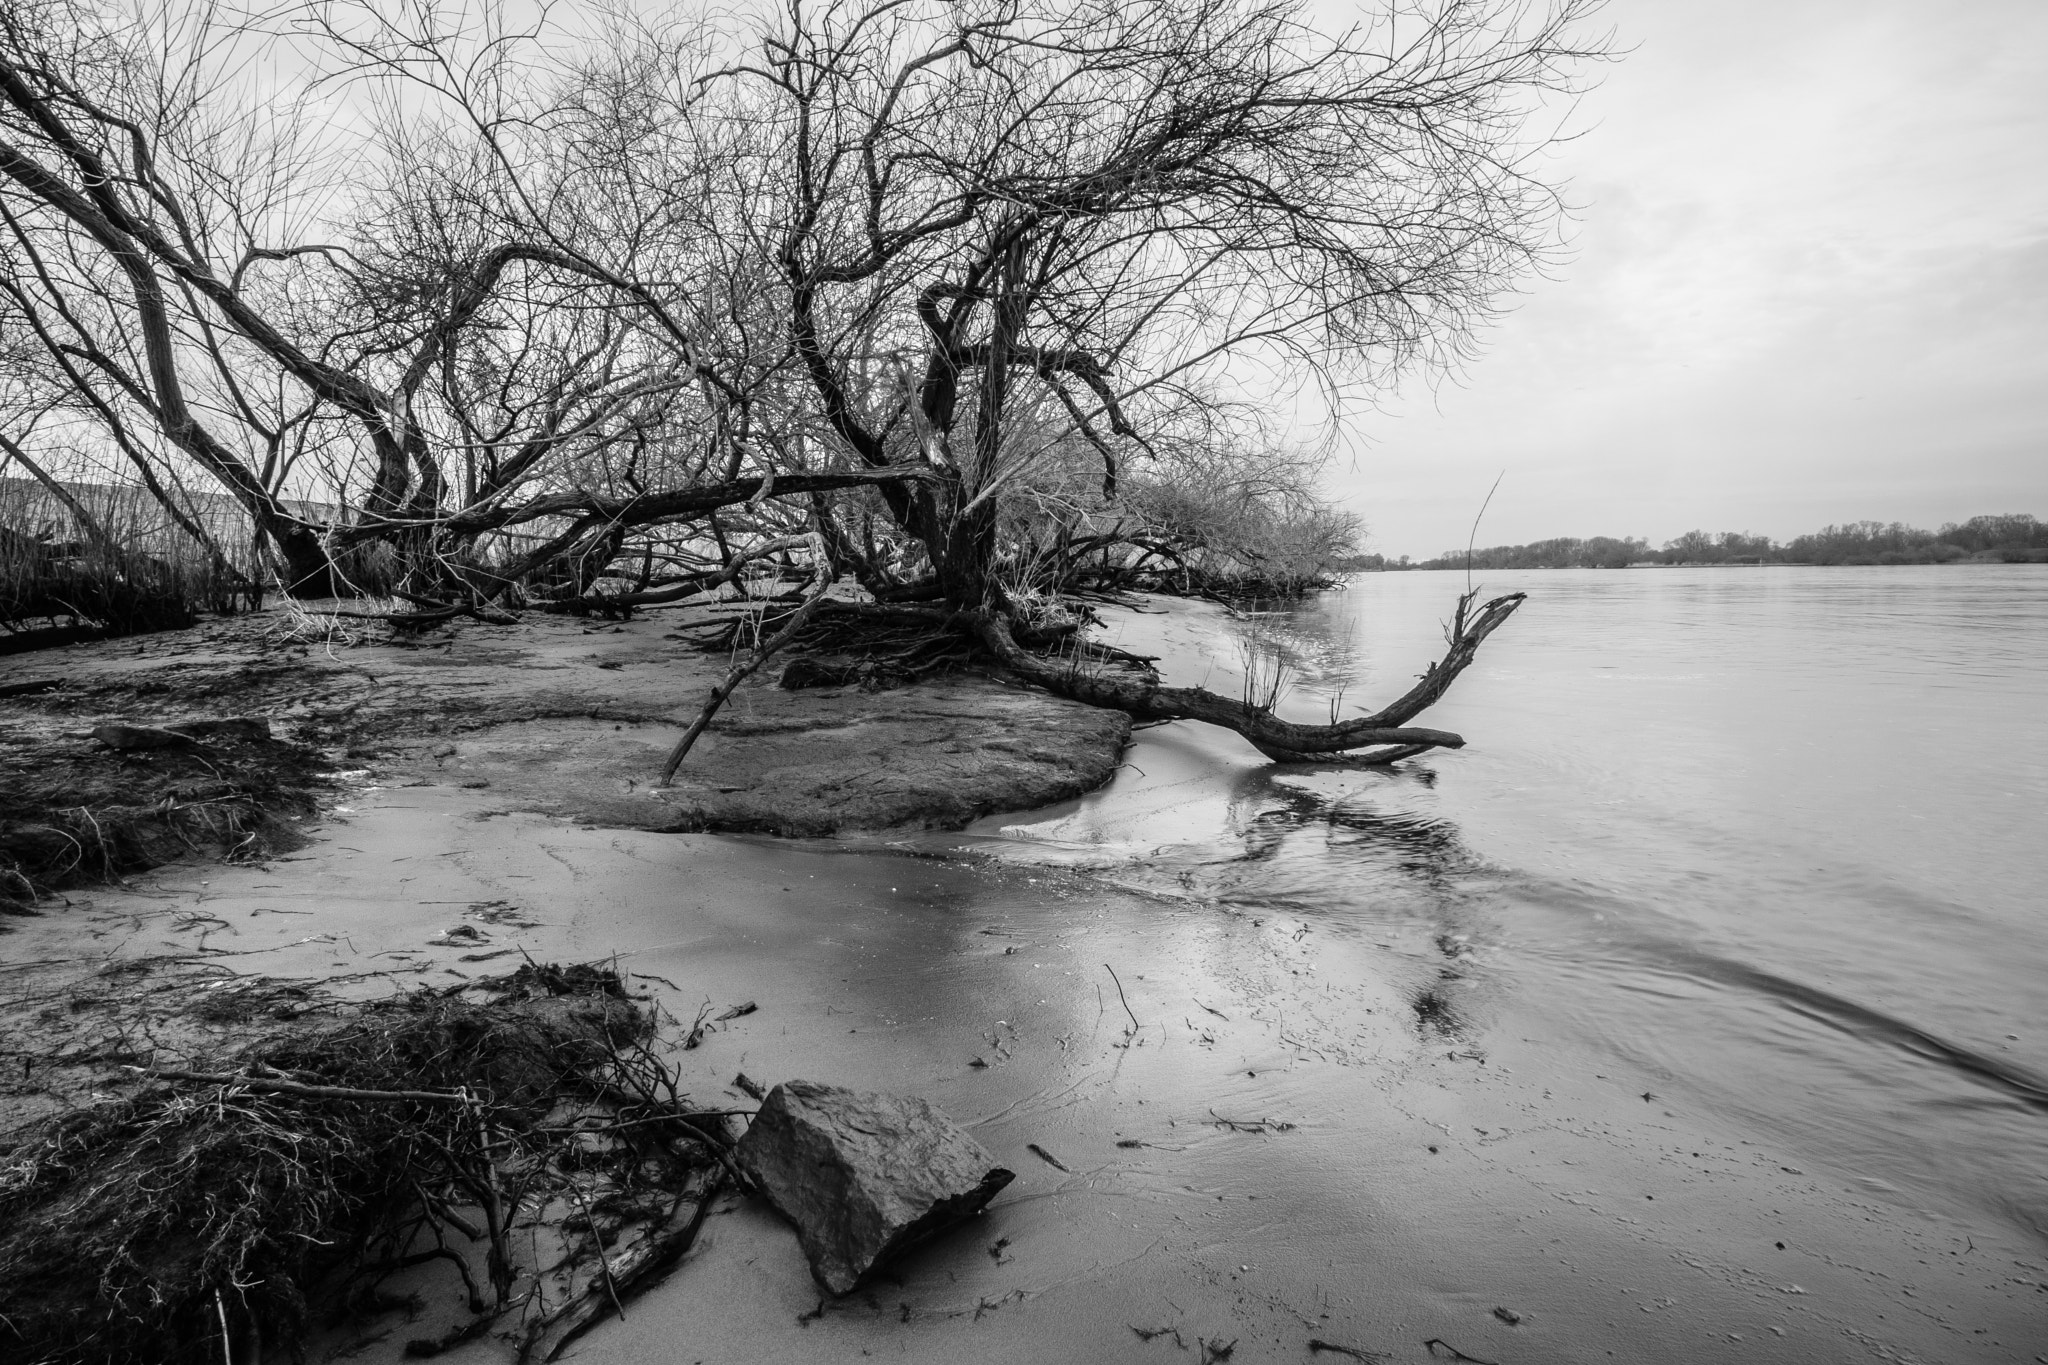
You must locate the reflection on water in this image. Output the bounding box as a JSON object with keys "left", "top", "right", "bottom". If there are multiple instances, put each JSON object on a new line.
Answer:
{"left": 981, "top": 566, "right": 2048, "bottom": 1245}
{"left": 1240, "top": 784, "right": 1463, "bottom": 874}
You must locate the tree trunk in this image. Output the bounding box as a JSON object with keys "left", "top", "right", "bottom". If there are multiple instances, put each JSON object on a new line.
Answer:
{"left": 270, "top": 523, "right": 338, "bottom": 597}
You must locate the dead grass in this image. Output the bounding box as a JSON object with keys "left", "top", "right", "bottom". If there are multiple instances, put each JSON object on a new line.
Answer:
{"left": 0, "top": 482, "right": 261, "bottom": 651}
{"left": 0, "top": 726, "right": 327, "bottom": 908}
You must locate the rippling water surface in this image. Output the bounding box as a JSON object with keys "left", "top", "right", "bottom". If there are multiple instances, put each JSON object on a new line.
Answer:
{"left": 981, "top": 565, "right": 2048, "bottom": 1243}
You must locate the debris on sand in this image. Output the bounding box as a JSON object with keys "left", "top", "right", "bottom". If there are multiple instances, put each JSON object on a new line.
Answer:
{"left": 1027, "top": 1141, "right": 1070, "bottom": 1171}
{"left": 735, "top": 1079, "right": 1014, "bottom": 1293}
{"left": 0, "top": 961, "right": 727, "bottom": 1365}
{"left": 92, "top": 716, "right": 272, "bottom": 749}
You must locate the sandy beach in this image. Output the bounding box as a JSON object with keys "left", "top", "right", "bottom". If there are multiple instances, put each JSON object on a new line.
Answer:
{"left": 4, "top": 601, "right": 2040, "bottom": 1365}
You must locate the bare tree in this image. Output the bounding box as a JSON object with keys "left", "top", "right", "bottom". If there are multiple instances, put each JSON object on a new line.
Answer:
{"left": 3, "top": 0, "right": 1601, "bottom": 763}
{"left": 660, "top": 0, "right": 1598, "bottom": 758}
{"left": 0, "top": 0, "right": 923, "bottom": 596}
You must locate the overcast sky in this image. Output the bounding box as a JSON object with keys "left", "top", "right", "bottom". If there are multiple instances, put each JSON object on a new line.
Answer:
{"left": 1321, "top": 0, "right": 2048, "bottom": 560}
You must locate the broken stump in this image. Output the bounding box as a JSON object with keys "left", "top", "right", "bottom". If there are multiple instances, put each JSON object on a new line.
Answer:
{"left": 734, "top": 1079, "right": 1013, "bottom": 1293}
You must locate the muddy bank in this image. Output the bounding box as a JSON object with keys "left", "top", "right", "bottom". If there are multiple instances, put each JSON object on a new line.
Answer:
{"left": 0, "top": 605, "right": 1130, "bottom": 899}
{"left": 0, "top": 712, "right": 324, "bottom": 907}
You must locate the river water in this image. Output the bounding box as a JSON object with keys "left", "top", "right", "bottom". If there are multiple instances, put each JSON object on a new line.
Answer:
{"left": 980, "top": 565, "right": 2048, "bottom": 1251}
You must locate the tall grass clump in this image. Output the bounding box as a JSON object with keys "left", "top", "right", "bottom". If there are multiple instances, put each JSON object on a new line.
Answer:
{"left": 0, "top": 480, "right": 261, "bottom": 650}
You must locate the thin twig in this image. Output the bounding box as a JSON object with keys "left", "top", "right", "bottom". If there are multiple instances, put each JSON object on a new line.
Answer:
{"left": 569, "top": 1183, "right": 626, "bottom": 1324}
{"left": 1464, "top": 470, "right": 1505, "bottom": 597}
{"left": 1103, "top": 964, "right": 1140, "bottom": 1033}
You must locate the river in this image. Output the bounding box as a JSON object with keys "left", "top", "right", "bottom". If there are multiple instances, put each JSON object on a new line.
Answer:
{"left": 931, "top": 563, "right": 2048, "bottom": 1357}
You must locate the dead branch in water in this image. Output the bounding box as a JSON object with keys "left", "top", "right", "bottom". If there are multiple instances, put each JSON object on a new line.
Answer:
{"left": 662, "top": 584, "right": 1520, "bottom": 766}
{"left": 969, "top": 589, "right": 1526, "bottom": 760}
{"left": 1103, "top": 964, "right": 1141, "bottom": 1032}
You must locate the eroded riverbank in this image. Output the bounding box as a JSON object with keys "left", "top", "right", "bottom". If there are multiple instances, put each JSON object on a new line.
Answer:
{"left": 0, "top": 605, "right": 1128, "bottom": 893}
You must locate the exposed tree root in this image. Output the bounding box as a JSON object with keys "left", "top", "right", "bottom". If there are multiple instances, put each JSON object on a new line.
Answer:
{"left": 670, "top": 598, "right": 981, "bottom": 693}
{"left": 0, "top": 961, "right": 734, "bottom": 1365}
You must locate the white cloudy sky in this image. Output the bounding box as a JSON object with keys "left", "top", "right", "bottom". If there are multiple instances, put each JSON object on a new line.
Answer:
{"left": 1317, "top": 0, "right": 2048, "bottom": 559}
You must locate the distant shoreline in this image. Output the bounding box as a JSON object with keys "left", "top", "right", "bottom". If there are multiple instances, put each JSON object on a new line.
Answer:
{"left": 1339, "top": 514, "right": 2047, "bottom": 573}
{"left": 1358, "top": 558, "right": 2048, "bottom": 571}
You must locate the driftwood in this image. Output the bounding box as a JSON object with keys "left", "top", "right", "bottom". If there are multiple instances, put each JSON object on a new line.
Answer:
{"left": 516, "top": 1174, "right": 727, "bottom": 1364}
{"left": 969, "top": 589, "right": 1525, "bottom": 760}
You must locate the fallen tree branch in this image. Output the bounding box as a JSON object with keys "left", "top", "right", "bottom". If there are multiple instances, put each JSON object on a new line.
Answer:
{"left": 657, "top": 531, "right": 834, "bottom": 785}
{"left": 380, "top": 468, "right": 937, "bottom": 539}
{"left": 967, "top": 589, "right": 1525, "bottom": 759}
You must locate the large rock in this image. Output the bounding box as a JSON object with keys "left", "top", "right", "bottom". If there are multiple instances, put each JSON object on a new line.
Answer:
{"left": 735, "top": 1079, "right": 1013, "bottom": 1293}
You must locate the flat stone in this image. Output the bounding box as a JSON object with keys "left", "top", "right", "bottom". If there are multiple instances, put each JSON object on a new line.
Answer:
{"left": 735, "top": 1079, "right": 1014, "bottom": 1293}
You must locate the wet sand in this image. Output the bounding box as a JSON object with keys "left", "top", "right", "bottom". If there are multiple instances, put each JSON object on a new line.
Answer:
{"left": 5, "top": 767, "right": 2037, "bottom": 1363}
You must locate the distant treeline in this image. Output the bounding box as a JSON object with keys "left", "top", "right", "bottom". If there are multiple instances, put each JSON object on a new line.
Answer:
{"left": 1338, "top": 514, "right": 2048, "bottom": 571}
